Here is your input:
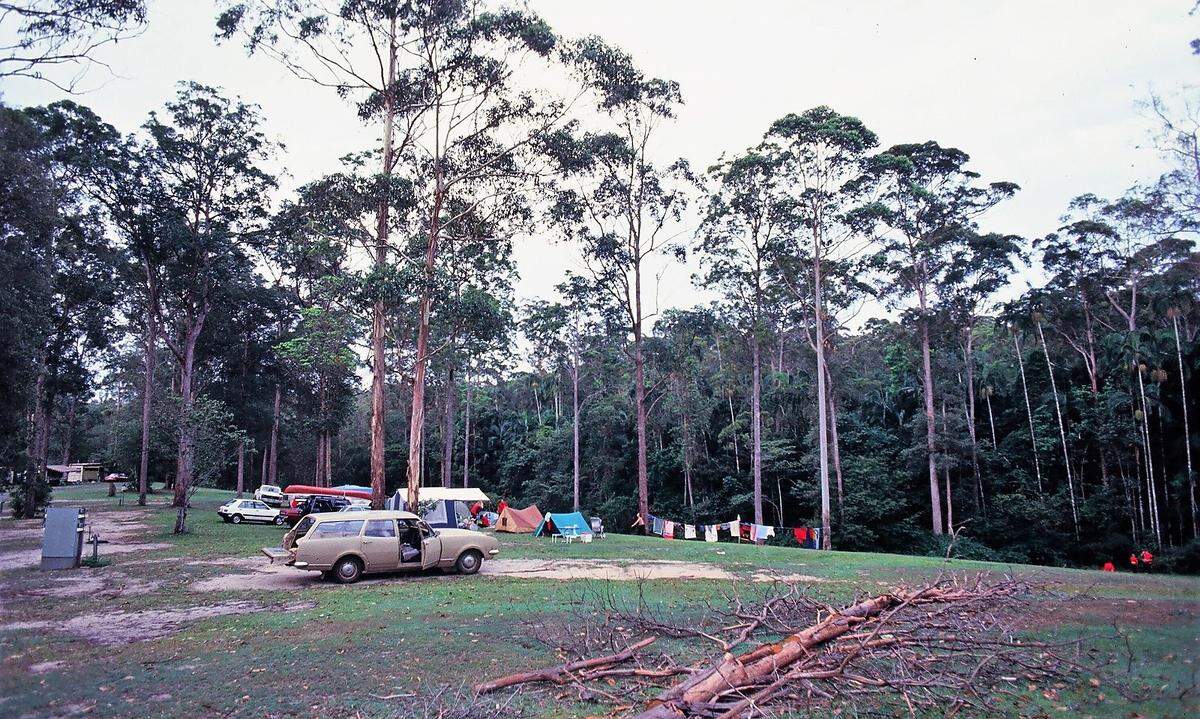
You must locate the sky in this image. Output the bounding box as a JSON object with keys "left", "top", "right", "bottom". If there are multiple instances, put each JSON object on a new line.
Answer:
{"left": 2, "top": 1, "right": 1196, "bottom": 324}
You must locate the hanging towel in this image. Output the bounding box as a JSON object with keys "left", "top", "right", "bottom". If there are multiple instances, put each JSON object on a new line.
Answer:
{"left": 727, "top": 520, "right": 740, "bottom": 536}
{"left": 793, "top": 527, "right": 807, "bottom": 544}
{"left": 753, "top": 524, "right": 775, "bottom": 541}
{"left": 705, "top": 524, "right": 718, "bottom": 542}
{"left": 663, "top": 520, "right": 675, "bottom": 539}
{"left": 651, "top": 515, "right": 664, "bottom": 536}
{"left": 683, "top": 524, "right": 696, "bottom": 540}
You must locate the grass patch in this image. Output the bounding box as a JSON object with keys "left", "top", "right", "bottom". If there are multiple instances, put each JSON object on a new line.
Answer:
{"left": 0, "top": 483, "right": 1193, "bottom": 718}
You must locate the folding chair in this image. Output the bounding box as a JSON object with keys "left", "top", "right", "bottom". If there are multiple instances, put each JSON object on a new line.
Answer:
{"left": 590, "top": 516, "right": 606, "bottom": 539}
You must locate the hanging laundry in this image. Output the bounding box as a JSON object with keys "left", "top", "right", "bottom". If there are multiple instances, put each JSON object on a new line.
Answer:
{"left": 704, "top": 524, "right": 718, "bottom": 542}
{"left": 727, "top": 520, "right": 740, "bottom": 537}
{"left": 683, "top": 524, "right": 696, "bottom": 540}
{"left": 753, "top": 524, "right": 775, "bottom": 541}
{"left": 739, "top": 523, "right": 753, "bottom": 541}
{"left": 663, "top": 520, "right": 675, "bottom": 539}
{"left": 793, "top": 527, "right": 808, "bottom": 544}
{"left": 650, "top": 515, "right": 664, "bottom": 536}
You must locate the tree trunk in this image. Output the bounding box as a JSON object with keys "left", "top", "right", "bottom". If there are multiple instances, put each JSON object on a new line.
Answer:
{"left": 463, "top": 376, "right": 473, "bottom": 488}
{"left": 962, "top": 330, "right": 984, "bottom": 514}
{"left": 60, "top": 396, "right": 76, "bottom": 465}
{"left": 727, "top": 392, "right": 740, "bottom": 473}
{"left": 325, "top": 432, "right": 333, "bottom": 487}
{"left": 1137, "top": 367, "right": 1162, "bottom": 547}
{"left": 236, "top": 439, "right": 245, "bottom": 498}
{"left": 369, "top": 15, "right": 399, "bottom": 510}
{"left": 813, "top": 244, "right": 833, "bottom": 547}
{"left": 406, "top": 164, "right": 445, "bottom": 511}
{"left": 314, "top": 432, "right": 324, "bottom": 486}
{"left": 138, "top": 298, "right": 156, "bottom": 506}
{"left": 268, "top": 383, "right": 280, "bottom": 487}
{"left": 441, "top": 367, "right": 455, "bottom": 488}
{"left": 633, "top": 252, "right": 650, "bottom": 529}
{"left": 172, "top": 328, "right": 202, "bottom": 509}
{"left": 1173, "top": 313, "right": 1197, "bottom": 539}
{"left": 1036, "top": 319, "right": 1078, "bottom": 537}
{"left": 941, "top": 402, "right": 953, "bottom": 530}
{"left": 1013, "top": 332, "right": 1043, "bottom": 494}
{"left": 825, "top": 365, "right": 844, "bottom": 515}
{"left": 985, "top": 389, "right": 997, "bottom": 447}
{"left": 918, "top": 301, "right": 944, "bottom": 535}
{"left": 751, "top": 332, "right": 763, "bottom": 526}
{"left": 572, "top": 355, "right": 582, "bottom": 511}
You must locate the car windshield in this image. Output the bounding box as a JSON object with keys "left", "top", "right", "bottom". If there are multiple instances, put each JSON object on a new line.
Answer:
{"left": 293, "top": 516, "right": 316, "bottom": 538}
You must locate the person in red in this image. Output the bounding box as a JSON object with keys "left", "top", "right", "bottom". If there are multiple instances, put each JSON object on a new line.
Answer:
{"left": 497, "top": 499, "right": 508, "bottom": 515}
{"left": 1102, "top": 561, "right": 1115, "bottom": 572}
{"left": 1140, "top": 549, "right": 1153, "bottom": 571}
{"left": 1129, "top": 553, "right": 1139, "bottom": 572}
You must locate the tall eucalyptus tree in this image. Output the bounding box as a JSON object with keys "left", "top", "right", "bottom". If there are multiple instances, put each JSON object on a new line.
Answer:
{"left": 864, "top": 142, "right": 1017, "bottom": 534}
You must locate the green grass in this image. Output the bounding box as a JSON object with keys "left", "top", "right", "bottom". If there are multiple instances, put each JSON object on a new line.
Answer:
{"left": 0, "top": 484, "right": 1195, "bottom": 718}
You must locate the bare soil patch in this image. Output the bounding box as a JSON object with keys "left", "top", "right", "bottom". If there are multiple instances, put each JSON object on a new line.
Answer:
{"left": 188, "top": 557, "right": 824, "bottom": 592}
{"left": 0, "top": 510, "right": 165, "bottom": 571}
{"left": 0, "top": 600, "right": 316, "bottom": 645}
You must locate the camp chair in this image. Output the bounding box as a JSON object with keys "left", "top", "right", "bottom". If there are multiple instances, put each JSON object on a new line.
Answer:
{"left": 589, "top": 517, "right": 606, "bottom": 539}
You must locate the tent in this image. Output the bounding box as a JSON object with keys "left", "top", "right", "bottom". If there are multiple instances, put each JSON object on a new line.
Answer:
{"left": 495, "top": 505, "right": 543, "bottom": 533}
{"left": 385, "top": 487, "right": 492, "bottom": 528}
{"left": 533, "top": 512, "right": 593, "bottom": 538}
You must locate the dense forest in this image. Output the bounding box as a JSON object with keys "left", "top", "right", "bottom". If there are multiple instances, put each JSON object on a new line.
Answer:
{"left": 2, "top": 1, "right": 1197, "bottom": 569}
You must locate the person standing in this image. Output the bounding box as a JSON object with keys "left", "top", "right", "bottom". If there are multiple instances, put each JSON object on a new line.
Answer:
{"left": 1140, "top": 549, "right": 1154, "bottom": 572}
{"left": 1129, "top": 553, "right": 1140, "bottom": 572}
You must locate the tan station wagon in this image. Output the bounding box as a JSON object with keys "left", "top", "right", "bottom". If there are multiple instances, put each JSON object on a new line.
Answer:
{"left": 261, "top": 510, "right": 499, "bottom": 583}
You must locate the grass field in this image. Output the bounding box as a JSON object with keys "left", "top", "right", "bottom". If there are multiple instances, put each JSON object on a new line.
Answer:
{"left": 0, "top": 484, "right": 1196, "bottom": 718}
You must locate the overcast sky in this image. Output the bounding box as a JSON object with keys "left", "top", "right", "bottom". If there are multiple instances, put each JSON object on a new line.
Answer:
{"left": 2, "top": 1, "right": 1196, "bottom": 321}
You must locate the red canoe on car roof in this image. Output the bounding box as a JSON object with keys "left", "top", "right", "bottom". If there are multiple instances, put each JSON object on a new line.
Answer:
{"left": 282, "top": 485, "right": 373, "bottom": 500}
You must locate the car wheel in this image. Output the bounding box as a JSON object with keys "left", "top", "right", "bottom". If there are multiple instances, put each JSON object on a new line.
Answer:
{"left": 273, "top": 515, "right": 285, "bottom": 525}
{"left": 333, "top": 557, "right": 363, "bottom": 584}
{"left": 230, "top": 514, "right": 243, "bottom": 524}
{"left": 455, "top": 549, "right": 483, "bottom": 575}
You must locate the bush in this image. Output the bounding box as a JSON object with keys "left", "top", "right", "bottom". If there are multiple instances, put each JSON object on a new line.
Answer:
{"left": 10, "top": 469, "right": 50, "bottom": 518}
{"left": 1156, "top": 540, "right": 1200, "bottom": 575}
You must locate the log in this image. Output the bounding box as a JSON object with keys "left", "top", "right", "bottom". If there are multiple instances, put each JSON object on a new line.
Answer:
{"left": 633, "top": 592, "right": 909, "bottom": 719}
{"left": 474, "top": 636, "right": 657, "bottom": 695}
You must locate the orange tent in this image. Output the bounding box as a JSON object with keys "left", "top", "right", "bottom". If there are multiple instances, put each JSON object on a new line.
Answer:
{"left": 495, "top": 504, "right": 543, "bottom": 533}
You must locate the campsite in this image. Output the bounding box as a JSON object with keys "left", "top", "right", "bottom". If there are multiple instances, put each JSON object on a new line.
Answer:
{"left": 2, "top": 1, "right": 1200, "bottom": 717}
{"left": 0, "top": 483, "right": 1197, "bottom": 718}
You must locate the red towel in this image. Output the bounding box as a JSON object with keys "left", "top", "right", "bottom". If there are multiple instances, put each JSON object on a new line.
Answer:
{"left": 793, "top": 527, "right": 807, "bottom": 543}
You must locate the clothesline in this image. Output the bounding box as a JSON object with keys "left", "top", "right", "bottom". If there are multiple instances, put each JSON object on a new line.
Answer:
{"left": 644, "top": 513, "right": 824, "bottom": 549}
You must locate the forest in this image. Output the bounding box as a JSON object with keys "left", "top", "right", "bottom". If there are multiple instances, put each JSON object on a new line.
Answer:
{"left": 2, "top": 0, "right": 1198, "bottom": 570}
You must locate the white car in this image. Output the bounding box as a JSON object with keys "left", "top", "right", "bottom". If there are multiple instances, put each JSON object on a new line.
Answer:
{"left": 218, "top": 499, "right": 285, "bottom": 525}
{"left": 254, "top": 484, "right": 285, "bottom": 506}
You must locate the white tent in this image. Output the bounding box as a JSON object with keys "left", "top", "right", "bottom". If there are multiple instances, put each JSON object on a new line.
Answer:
{"left": 385, "top": 487, "right": 491, "bottom": 527}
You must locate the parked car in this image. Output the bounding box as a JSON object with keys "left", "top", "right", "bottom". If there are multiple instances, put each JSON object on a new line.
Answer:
{"left": 218, "top": 499, "right": 285, "bottom": 525}
{"left": 279, "top": 495, "right": 352, "bottom": 526}
{"left": 261, "top": 510, "right": 500, "bottom": 583}
{"left": 339, "top": 504, "right": 372, "bottom": 512}
{"left": 254, "top": 484, "right": 285, "bottom": 506}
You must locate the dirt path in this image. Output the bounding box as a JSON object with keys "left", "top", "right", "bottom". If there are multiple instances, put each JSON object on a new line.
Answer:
{"left": 189, "top": 557, "right": 823, "bottom": 592}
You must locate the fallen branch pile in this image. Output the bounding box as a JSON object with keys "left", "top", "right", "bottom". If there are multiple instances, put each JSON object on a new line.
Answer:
{"left": 474, "top": 574, "right": 1117, "bottom": 717}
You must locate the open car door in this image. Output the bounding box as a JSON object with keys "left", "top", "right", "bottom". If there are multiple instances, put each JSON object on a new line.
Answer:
{"left": 420, "top": 522, "right": 443, "bottom": 570}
